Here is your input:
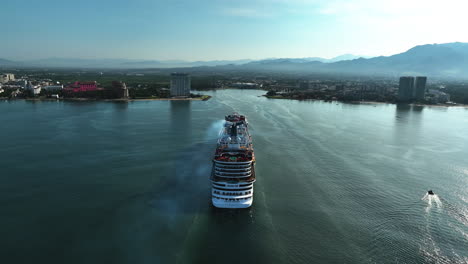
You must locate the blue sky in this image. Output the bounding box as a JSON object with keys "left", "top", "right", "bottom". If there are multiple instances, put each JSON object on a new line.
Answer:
{"left": 2, "top": 0, "right": 467, "bottom": 60}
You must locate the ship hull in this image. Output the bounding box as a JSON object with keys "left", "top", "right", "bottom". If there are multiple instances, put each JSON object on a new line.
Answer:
{"left": 212, "top": 196, "right": 253, "bottom": 209}
{"left": 211, "top": 180, "right": 255, "bottom": 209}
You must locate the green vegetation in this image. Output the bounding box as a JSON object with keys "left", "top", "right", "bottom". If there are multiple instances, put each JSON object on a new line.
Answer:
{"left": 266, "top": 90, "right": 277, "bottom": 96}
{"left": 445, "top": 84, "right": 468, "bottom": 104}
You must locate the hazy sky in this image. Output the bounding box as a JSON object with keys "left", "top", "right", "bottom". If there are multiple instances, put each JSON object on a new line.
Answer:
{"left": 2, "top": 0, "right": 467, "bottom": 61}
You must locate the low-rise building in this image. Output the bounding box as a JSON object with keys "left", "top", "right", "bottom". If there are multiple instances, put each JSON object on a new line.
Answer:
{"left": 11, "top": 89, "right": 22, "bottom": 98}
{"left": 427, "top": 89, "right": 450, "bottom": 104}
{"left": 64, "top": 81, "right": 102, "bottom": 92}
{"left": 42, "top": 85, "right": 64, "bottom": 91}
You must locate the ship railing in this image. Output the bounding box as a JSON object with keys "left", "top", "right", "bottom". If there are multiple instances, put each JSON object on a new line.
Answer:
{"left": 217, "top": 138, "right": 251, "bottom": 145}
{"left": 215, "top": 170, "right": 251, "bottom": 175}
{"left": 214, "top": 160, "right": 252, "bottom": 165}
{"left": 215, "top": 172, "right": 251, "bottom": 178}
{"left": 212, "top": 176, "right": 256, "bottom": 182}
{"left": 214, "top": 164, "right": 251, "bottom": 169}
{"left": 214, "top": 174, "right": 252, "bottom": 178}
{"left": 212, "top": 182, "right": 254, "bottom": 188}
{"left": 216, "top": 145, "right": 253, "bottom": 152}
{"left": 215, "top": 167, "right": 251, "bottom": 172}
{"left": 215, "top": 166, "right": 251, "bottom": 172}
{"left": 219, "top": 129, "right": 250, "bottom": 137}
{"left": 217, "top": 140, "right": 251, "bottom": 145}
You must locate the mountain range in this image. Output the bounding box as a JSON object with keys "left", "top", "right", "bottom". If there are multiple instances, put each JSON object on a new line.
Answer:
{"left": 236, "top": 43, "right": 468, "bottom": 79}
{"left": 0, "top": 54, "right": 366, "bottom": 69}
{"left": 1, "top": 43, "right": 468, "bottom": 79}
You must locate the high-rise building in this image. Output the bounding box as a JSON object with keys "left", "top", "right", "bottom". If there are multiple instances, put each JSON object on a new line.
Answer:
{"left": 111, "top": 81, "right": 129, "bottom": 99}
{"left": 398, "top": 76, "right": 415, "bottom": 102}
{"left": 170, "top": 73, "right": 191, "bottom": 97}
{"left": 1, "top": 73, "right": 15, "bottom": 83}
{"left": 414, "top": 76, "right": 427, "bottom": 101}
{"left": 26, "top": 81, "right": 41, "bottom": 95}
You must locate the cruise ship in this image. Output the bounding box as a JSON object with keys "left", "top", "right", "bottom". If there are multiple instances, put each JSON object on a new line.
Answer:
{"left": 211, "top": 113, "right": 256, "bottom": 208}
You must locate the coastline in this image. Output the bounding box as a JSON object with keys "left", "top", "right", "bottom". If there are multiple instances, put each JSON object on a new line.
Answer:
{"left": 264, "top": 95, "right": 467, "bottom": 108}
{"left": 2, "top": 96, "right": 211, "bottom": 102}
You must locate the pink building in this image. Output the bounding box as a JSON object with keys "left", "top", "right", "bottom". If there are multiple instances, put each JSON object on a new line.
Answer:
{"left": 65, "top": 81, "right": 102, "bottom": 92}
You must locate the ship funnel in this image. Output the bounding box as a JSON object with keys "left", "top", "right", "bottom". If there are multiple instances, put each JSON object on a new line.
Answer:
{"left": 230, "top": 124, "right": 238, "bottom": 137}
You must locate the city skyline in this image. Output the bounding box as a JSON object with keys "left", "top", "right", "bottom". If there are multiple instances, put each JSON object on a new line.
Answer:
{"left": 2, "top": 0, "right": 468, "bottom": 61}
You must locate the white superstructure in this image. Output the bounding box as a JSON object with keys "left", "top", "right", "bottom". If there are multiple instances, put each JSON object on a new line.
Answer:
{"left": 211, "top": 113, "right": 256, "bottom": 209}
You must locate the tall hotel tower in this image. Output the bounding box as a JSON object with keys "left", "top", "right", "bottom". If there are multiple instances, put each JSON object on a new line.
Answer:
{"left": 398, "top": 76, "right": 415, "bottom": 102}
{"left": 170, "top": 73, "right": 191, "bottom": 97}
{"left": 414, "top": 76, "right": 427, "bottom": 101}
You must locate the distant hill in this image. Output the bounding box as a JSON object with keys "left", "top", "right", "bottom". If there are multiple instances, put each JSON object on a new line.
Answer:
{"left": 235, "top": 43, "right": 468, "bottom": 79}
{"left": 1, "top": 43, "right": 468, "bottom": 79}
{"left": 247, "top": 54, "right": 368, "bottom": 65}
{"left": 121, "top": 59, "right": 254, "bottom": 68}
{"left": 0, "top": 54, "right": 363, "bottom": 69}
{"left": 0, "top": 58, "right": 255, "bottom": 68}
{"left": 0, "top": 58, "right": 17, "bottom": 66}
{"left": 327, "top": 54, "right": 368, "bottom": 62}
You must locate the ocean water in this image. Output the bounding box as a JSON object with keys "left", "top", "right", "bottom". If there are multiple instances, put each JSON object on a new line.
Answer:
{"left": 0, "top": 90, "right": 467, "bottom": 263}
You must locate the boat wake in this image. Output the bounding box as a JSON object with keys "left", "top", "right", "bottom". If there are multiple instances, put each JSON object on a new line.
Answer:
{"left": 422, "top": 193, "right": 443, "bottom": 213}
{"left": 420, "top": 192, "right": 468, "bottom": 264}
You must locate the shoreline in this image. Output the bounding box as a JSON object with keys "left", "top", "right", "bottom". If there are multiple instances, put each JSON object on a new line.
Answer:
{"left": 2, "top": 96, "right": 211, "bottom": 102}
{"left": 264, "top": 95, "right": 467, "bottom": 108}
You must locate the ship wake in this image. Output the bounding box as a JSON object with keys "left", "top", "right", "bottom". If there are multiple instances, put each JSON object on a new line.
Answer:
{"left": 420, "top": 192, "right": 468, "bottom": 264}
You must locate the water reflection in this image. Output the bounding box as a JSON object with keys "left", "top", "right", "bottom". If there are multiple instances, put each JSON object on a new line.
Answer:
{"left": 395, "top": 104, "right": 424, "bottom": 124}
{"left": 111, "top": 101, "right": 128, "bottom": 111}
{"left": 393, "top": 104, "right": 425, "bottom": 152}
{"left": 170, "top": 101, "right": 192, "bottom": 133}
